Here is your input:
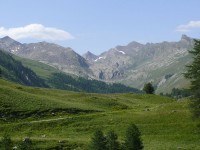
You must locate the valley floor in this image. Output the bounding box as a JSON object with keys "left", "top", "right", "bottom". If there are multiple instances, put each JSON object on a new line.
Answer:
{"left": 0, "top": 79, "right": 199, "bottom": 149}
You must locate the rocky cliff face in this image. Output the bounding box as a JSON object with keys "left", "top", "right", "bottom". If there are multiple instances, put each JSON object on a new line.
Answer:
{"left": 86, "top": 35, "right": 193, "bottom": 93}
{"left": 82, "top": 51, "right": 98, "bottom": 63}
{"left": 0, "top": 37, "right": 92, "bottom": 77}
{"left": 0, "top": 35, "right": 194, "bottom": 93}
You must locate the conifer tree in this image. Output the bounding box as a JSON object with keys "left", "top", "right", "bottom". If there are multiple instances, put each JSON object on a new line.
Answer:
{"left": 143, "top": 83, "right": 154, "bottom": 94}
{"left": 89, "top": 129, "right": 107, "bottom": 150}
{"left": 106, "top": 130, "right": 120, "bottom": 150}
{"left": 124, "top": 124, "right": 143, "bottom": 150}
{"left": 184, "top": 39, "right": 200, "bottom": 118}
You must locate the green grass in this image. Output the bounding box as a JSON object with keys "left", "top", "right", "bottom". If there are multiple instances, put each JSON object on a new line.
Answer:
{"left": 0, "top": 79, "right": 199, "bottom": 149}
{"left": 13, "top": 55, "right": 61, "bottom": 79}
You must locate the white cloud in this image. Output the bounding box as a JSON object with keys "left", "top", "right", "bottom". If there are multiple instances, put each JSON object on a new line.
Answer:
{"left": 0, "top": 24, "right": 74, "bottom": 41}
{"left": 176, "top": 21, "right": 200, "bottom": 32}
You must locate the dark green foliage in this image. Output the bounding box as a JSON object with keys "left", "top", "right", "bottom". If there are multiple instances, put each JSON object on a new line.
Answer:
{"left": 48, "top": 72, "right": 141, "bottom": 93}
{"left": 164, "top": 74, "right": 173, "bottom": 80}
{"left": 184, "top": 39, "right": 200, "bottom": 118}
{"left": 89, "top": 126, "right": 143, "bottom": 150}
{"left": 18, "top": 137, "right": 34, "bottom": 150}
{"left": 0, "top": 133, "right": 13, "bottom": 150}
{"left": 106, "top": 130, "right": 120, "bottom": 150}
{"left": 89, "top": 129, "right": 107, "bottom": 150}
{"left": 0, "top": 68, "right": 2, "bottom": 76}
{"left": 124, "top": 124, "right": 143, "bottom": 150}
{"left": 143, "top": 83, "right": 154, "bottom": 94}
{"left": 164, "top": 88, "right": 192, "bottom": 98}
{"left": 0, "top": 50, "right": 47, "bottom": 87}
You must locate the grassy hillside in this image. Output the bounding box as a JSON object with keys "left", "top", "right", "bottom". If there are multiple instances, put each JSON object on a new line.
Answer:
{"left": 13, "top": 54, "right": 61, "bottom": 79}
{"left": 0, "top": 50, "right": 47, "bottom": 87}
{"left": 155, "top": 54, "right": 192, "bottom": 94}
{"left": 0, "top": 79, "right": 199, "bottom": 149}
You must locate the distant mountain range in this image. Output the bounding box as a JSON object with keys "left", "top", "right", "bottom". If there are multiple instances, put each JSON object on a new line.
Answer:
{"left": 85, "top": 35, "right": 193, "bottom": 93}
{"left": 0, "top": 49, "right": 139, "bottom": 93}
{"left": 0, "top": 36, "right": 92, "bottom": 77}
{"left": 0, "top": 35, "right": 194, "bottom": 93}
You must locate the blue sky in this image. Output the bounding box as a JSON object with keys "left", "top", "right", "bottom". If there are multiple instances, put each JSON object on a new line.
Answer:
{"left": 0, "top": 0, "right": 200, "bottom": 55}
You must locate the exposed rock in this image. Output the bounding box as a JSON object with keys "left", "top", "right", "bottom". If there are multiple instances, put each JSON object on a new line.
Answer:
{"left": 99, "top": 70, "right": 105, "bottom": 79}
{"left": 82, "top": 51, "right": 98, "bottom": 62}
{"left": 0, "top": 35, "right": 194, "bottom": 93}
{"left": 0, "top": 37, "right": 92, "bottom": 77}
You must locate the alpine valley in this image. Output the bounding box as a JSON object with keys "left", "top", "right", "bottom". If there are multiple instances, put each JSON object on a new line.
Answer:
{"left": 0, "top": 35, "right": 194, "bottom": 93}
{"left": 0, "top": 35, "right": 199, "bottom": 150}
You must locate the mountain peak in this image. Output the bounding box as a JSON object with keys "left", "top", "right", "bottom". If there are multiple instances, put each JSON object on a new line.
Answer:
{"left": 83, "top": 51, "right": 98, "bottom": 61}
{"left": 127, "top": 41, "right": 143, "bottom": 47}
{"left": 180, "top": 34, "right": 191, "bottom": 42}
{"left": 86, "top": 51, "right": 95, "bottom": 55}
{"left": 0, "top": 36, "right": 21, "bottom": 45}
{"left": 1, "top": 36, "right": 15, "bottom": 41}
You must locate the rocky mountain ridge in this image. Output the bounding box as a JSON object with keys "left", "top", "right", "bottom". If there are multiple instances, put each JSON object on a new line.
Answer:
{"left": 85, "top": 35, "right": 193, "bottom": 90}
{"left": 0, "top": 35, "right": 194, "bottom": 93}
{"left": 0, "top": 37, "right": 93, "bottom": 77}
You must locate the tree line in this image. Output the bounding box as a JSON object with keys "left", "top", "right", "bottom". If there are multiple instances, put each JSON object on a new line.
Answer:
{"left": 160, "top": 88, "right": 192, "bottom": 99}
{"left": 89, "top": 124, "right": 143, "bottom": 150}
{"left": 48, "top": 72, "right": 141, "bottom": 94}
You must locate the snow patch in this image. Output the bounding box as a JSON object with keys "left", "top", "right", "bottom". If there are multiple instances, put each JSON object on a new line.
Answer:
{"left": 118, "top": 51, "right": 126, "bottom": 54}
{"left": 94, "top": 57, "right": 103, "bottom": 62}
{"left": 25, "top": 75, "right": 29, "bottom": 81}
{"left": 157, "top": 78, "right": 166, "bottom": 87}
{"left": 11, "top": 49, "right": 18, "bottom": 53}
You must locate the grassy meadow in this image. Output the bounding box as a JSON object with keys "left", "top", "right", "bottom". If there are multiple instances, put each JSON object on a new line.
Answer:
{"left": 0, "top": 79, "right": 199, "bottom": 149}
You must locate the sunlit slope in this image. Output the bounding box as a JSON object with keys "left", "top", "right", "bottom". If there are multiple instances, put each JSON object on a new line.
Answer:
{"left": 0, "top": 79, "right": 199, "bottom": 149}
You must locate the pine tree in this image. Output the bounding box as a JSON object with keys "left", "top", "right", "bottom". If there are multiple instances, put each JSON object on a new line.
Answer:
{"left": 1, "top": 133, "right": 13, "bottom": 150}
{"left": 124, "top": 124, "right": 143, "bottom": 150}
{"left": 143, "top": 83, "right": 154, "bottom": 94}
{"left": 106, "top": 130, "right": 120, "bottom": 150}
{"left": 89, "top": 129, "right": 107, "bottom": 150}
{"left": 184, "top": 39, "right": 200, "bottom": 118}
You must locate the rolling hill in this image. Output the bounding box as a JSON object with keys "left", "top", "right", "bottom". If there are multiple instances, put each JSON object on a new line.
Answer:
{"left": 0, "top": 79, "right": 199, "bottom": 149}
